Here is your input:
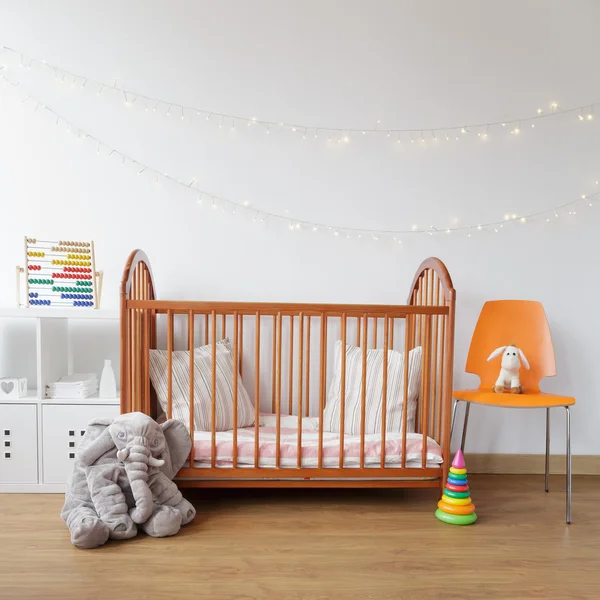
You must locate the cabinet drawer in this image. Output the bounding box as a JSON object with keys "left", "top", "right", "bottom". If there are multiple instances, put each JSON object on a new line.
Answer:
{"left": 0, "top": 404, "right": 38, "bottom": 484}
{"left": 42, "top": 404, "right": 119, "bottom": 484}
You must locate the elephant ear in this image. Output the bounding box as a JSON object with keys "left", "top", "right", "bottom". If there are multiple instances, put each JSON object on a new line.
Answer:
{"left": 160, "top": 419, "right": 192, "bottom": 479}
{"left": 77, "top": 418, "right": 116, "bottom": 466}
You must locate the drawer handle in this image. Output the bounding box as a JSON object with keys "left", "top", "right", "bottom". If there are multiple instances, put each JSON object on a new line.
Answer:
{"left": 4, "top": 452, "right": 10, "bottom": 459}
{"left": 3, "top": 429, "right": 10, "bottom": 436}
{"left": 4, "top": 441, "right": 10, "bottom": 448}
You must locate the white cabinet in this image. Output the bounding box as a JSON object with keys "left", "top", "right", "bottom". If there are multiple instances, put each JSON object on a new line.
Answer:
{"left": 42, "top": 403, "right": 119, "bottom": 484}
{"left": 0, "top": 307, "right": 120, "bottom": 492}
{"left": 0, "top": 404, "right": 38, "bottom": 484}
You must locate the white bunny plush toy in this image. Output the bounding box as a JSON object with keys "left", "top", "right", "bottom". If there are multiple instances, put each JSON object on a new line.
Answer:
{"left": 487, "top": 343, "right": 530, "bottom": 394}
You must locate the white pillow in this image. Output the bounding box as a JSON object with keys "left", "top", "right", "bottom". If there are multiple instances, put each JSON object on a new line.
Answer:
{"left": 149, "top": 339, "right": 255, "bottom": 432}
{"left": 322, "top": 341, "right": 422, "bottom": 435}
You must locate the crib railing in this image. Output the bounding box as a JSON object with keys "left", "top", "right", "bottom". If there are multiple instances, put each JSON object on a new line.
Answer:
{"left": 120, "top": 250, "right": 455, "bottom": 489}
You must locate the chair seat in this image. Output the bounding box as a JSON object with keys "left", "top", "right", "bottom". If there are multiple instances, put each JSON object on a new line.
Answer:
{"left": 453, "top": 389, "right": 575, "bottom": 408}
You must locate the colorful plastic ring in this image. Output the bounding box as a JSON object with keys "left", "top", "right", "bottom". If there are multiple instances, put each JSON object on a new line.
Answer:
{"left": 443, "top": 489, "right": 471, "bottom": 499}
{"left": 435, "top": 509, "right": 477, "bottom": 525}
{"left": 447, "top": 478, "right": 468, "bottom": 487}
{"left": 441, "top": 494, "right": 471, "bottom": 506}
{"left": 449, "top": 467, "right": 467, "bottom": 475}
{"left": 437, "top": 500, "right": 476, "bottom": 515}
{"left": 445, "top": 483, "right": 469, "bottom": 492}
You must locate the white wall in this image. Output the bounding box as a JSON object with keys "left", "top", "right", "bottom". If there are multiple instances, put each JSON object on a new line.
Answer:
{"left": 0, "top": 0, "right": 598, "bottom": 455}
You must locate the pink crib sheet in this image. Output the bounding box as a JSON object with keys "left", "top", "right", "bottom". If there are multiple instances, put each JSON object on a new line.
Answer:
{"left": 191, "top": 414, "right": 443, "bottom": 469}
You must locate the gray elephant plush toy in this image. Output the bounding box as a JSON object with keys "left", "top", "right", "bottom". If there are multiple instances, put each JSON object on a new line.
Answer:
{"left": 61, "top": 412, "right": 196, "bottom": 549}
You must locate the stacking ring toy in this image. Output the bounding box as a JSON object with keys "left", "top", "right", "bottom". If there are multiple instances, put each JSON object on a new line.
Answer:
{"left": 435, "top": 509, "right": 477, "bottom": 525}
{"left": 445, "top": 483, "right": 469, "bottom": 492}
{"left": 441, "top": 494, "right": 471, "bottom": 506}
{"left": 437, "top": 500, "right": 476, "bottom": 515}
{"left": 443, "top": 489, "right": 471, "bottom": 499}
{"left": 449, "top": 467, "right": 467, "bottom": 475}
{"left": 448, "top": 471, "right": 467, "bottom": 479}
{"left": 447, "top": 477, "right": 468, "bottom": 487}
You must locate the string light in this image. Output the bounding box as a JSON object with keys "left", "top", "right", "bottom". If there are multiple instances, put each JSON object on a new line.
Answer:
{"left": 3, "top": 72, "right": 599, "bottom": 243}
{"left": 1, "top": 45, "right": 598, "bottom": 151}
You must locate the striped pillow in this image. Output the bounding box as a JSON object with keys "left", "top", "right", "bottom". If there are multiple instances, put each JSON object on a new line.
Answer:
{"left": 149, "top": 340, "right": 255, "bottom": 432}
{"left": 323, "top": 342, "right": 422, "bottom": 435}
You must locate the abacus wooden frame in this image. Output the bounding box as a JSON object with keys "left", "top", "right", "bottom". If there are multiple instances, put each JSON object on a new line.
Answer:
{"left": 120, "top": 249, "right": 456, "bottom": 492}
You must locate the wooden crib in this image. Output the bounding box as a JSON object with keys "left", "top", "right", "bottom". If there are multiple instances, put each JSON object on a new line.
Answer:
{"left": 120, "top": 250, "right": 456, "bottom": 492}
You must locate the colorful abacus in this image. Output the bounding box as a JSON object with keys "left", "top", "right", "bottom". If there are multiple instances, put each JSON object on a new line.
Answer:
{"left": 435, "top": 450, "right": 477, "bottom": 526}
{"left": 19, "top": 237, "right": 101, "bottom": 309}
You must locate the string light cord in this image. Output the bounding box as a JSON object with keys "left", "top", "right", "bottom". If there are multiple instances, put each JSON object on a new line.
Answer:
{"left": 1, "top": 45, "right": 597, "bottom": 143}
{"left": 1, "top": 73, "right": 598, "bottom": 241}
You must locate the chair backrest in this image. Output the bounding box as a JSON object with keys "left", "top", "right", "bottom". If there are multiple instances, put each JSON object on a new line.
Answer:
{"left": 465, "top": 300, "right": 556, "bottom": 393}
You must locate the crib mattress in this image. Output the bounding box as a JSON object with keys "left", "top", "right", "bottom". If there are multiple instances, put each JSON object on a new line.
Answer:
{"left": 190, "top": 413, "right": 443, "bottom": 469}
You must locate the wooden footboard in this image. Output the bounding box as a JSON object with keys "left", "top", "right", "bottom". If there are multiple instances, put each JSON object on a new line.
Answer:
{"left": 120, "top": 250, "right": 455, "bottom": 490}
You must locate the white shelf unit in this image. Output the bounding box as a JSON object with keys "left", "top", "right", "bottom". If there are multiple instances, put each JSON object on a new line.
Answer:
{"left": 0, "top": 308, "right": 120, "bottom": 493}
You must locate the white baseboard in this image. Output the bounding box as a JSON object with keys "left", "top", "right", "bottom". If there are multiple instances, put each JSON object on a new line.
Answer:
{"left": 0, "top": 484, "right": 65, "bottom": 493}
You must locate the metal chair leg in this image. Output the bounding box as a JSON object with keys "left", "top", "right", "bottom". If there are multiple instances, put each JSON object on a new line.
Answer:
{"left": 565, "top": 406, "right": 571, "bottom": 525}
{"left": 451, "top": 399, "right": 459, "bottom": 439}
{"left": 545, "top": 408, "right": 550, "bottom": 492}
{"left": 460, "top": 402, "right": 471, "bottom": 453}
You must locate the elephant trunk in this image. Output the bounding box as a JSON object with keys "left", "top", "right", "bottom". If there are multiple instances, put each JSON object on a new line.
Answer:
{"left": 118, "top": 436, "right": 165, "bottom": 524}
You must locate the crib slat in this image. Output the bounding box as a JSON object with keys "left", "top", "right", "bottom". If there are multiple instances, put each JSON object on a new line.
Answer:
{"left": 204, "top": 314, "right": 209, "bottom": 345}
{"left": 211, "top": 310, "right": 217, "bottom": 468}
{"left": 360, "top": 313, "right": 368, "bottom": 469}
{"left": 356, "top": 316, "right": 361, "bottom": 346}
{"left": 222, "top": 313, "right": 226, "bottom": 339}
{"left": 422, "top": 315, "right": 432, "bottom": 468}
{"left": 401, "top": 315, "right": 413, "bottom": 469}
{"left": 288, "top": 316, "right": 294, "bottom": 415}
{"left": 188, "top": 310, "right": 195, "bottom": 466}
{"left": 339, "top": 313, "right": 347, "bottom": 468}
{"left": 305, "top": 317, "right": 311, "bottom": 417}
{"left": 437, "top": 305, "right": 446, "bottom": 443}
{"left": 276, "top": 312, "right": 282, "bottom": 468}
{"left": 381, "top": 315, "right": 389, "bottom": 468}
{"left": 318, "top": 314, "right": 326, "bottom": 469}
{"left": 389, "top": 317, "right": 394, "bottom": 349}
{"left": 239, "top": 314, "right": 244, "bottom": 378}
{"left": 167, "top": 310, "right": 173, "bottom": 419}
{"left": 131, "top": 269, "right": 138, "bottom": 411}
{"left": 254, "top": 311, "right": 260, "bottom": 469}
{"left": 372, "top": 317, "right": 378, "bottom": 349}
{"left": 232, "top": 311, "right": 239, "bottom": 469}
{"left": 431, "top": 275, "right": 440, "bottom": 440}
{"left": 271, "top": 315, "right": 277, "bottom": 413}
{"left": 297, "top": 312, "right": 304, "bottom": 469}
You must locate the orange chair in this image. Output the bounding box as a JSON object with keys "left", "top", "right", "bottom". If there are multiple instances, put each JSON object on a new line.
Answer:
{"left": 452, "top": 300, "right": 575, "bottom": 523}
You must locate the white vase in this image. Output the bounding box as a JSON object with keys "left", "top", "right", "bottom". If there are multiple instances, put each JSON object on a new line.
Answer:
{"left": 99, "top": 359, "right": 117, "bottom": 398}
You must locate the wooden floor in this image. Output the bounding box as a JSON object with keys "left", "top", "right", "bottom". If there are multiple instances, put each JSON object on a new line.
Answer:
{"left": 0, "top": 475, "right": 598, "bottom": 600}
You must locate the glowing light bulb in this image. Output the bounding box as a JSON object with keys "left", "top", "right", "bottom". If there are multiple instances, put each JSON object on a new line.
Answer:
{"left": 578, "top": 114, "right": 584, "bottom": 121}
{"left": 512, "top": 214, "right": 517, "bottom": 219}
{"left": 587, "top": 114, "right": 593, "bottom": 120}
{"left": 520, "top": 217, "right": 526, "bottom": 223}
{"left": 537, "top": 108, "right": 543, "bottom": 114}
